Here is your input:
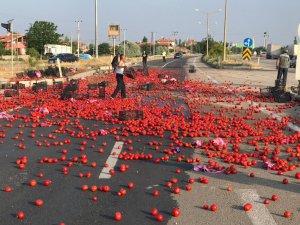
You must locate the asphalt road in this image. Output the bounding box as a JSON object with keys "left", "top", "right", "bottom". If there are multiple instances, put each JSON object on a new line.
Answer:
{"left": 0, "top": 55, "right": 299, "bottom": 225}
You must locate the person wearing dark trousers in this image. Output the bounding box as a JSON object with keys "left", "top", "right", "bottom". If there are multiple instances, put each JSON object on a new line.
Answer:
{"left": 142, "top": 51, "right": 148, "bottom": 67}
{"left": 111, "top": 54, "right": 127, "bottom": 98}
{"left": 276, "top": 49, "right": 290, "bottom": 88}
{"left": 111, "top": 53, "right": 120, "bottom": 72}
{"left": 162, "top": 51, "right": 166, "bottom": 63}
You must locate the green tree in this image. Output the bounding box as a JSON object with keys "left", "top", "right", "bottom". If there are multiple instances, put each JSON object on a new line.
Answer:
{"left": 0, "top": 43, "right": 12, "bottom": 55}
{"left": 253, "top": 46, "right": 266, "bottom": 55}
{"left": 294, "top": 36, "right": 298, "bottom": 44}
{"left": 26, "top": 21, "right": 63, "bottom": 55}
{"left": 116, "top": 41, "right": 141, "bottom": 57}
{"left": 231, "top": 46, "right": 243, "bottom": 54}
{"left": 98, "top": 43, "right": 111, "bottom": 55}
{"left": 209, "top": 42, "right": 224, "bottom": 58}
{"left": 140, "top": 44, "right": 151, "bottom": 54}
{"left": 155, "top": 45, "right": 168, "bottom": 55}
{"left": 142, "top": 36, "right": 148, "bottom": 43}
{"left": 26, "top": 47, "right": 40, "bottom": 58}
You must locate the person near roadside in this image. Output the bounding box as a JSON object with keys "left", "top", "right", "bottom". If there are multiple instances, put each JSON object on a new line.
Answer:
{"left": 142, "top": 51, "right": 148, "bottom": 67}
{"left": 111, "top": 54, "right": 127, "bottom": 99}
{"left": 111, "top": 53, "right": 120, "bottom": 72}
{"left": 276, "top": 49, "right": 290, "bottom": 88}
{"left": 162, "top": 51, "right": 166, "bottom": 63}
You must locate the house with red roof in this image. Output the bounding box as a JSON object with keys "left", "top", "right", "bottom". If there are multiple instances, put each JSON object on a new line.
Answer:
{"left": 0, "top": 33, "right": 27, "bottom": 55}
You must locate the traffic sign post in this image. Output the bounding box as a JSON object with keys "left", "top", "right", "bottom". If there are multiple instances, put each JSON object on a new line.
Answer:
{"left": 243, "top": 38, "right": 253, "bottom": 48}
{"left": 242, "top": 47, "right": 253, "bottom": 61}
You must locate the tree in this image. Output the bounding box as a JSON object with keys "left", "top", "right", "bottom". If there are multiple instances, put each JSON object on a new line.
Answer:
{"left": 231, "top": 46, "right": 243, "bottom": 54}
{"left": 116, "top": 41, "right": 141, "bottom": 57}
{"left": 26, "top": 21, "right": 63, "bottom": 55}
{"left": 155, "top": 45, "right": 168, "bottom": 55}
{"left": 98, "top": 43, "right": 111, "bottom": 55}
{"left": 0, "top": 43, "right": 11, "bottom": 55}
{"left": 26, "top": 47, "right": 40, "bottom": 58}
{"left": 253, "top": 46, "right": 266, "bottom": 55}
{"left": 142, "top": 36, "right": 148, "bottom": 43}
{"left": 140, "top": 44, "right": 151, "bottom": 54}
{"left": 178, "top": 39, "right": 182, "bottom": 47}
{"left": 294, "top": 36, "right": 298, "bottom": 44}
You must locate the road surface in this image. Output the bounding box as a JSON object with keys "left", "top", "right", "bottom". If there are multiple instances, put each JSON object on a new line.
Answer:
{"left": 0, "top": 55, "right": 299, "bottom": 225}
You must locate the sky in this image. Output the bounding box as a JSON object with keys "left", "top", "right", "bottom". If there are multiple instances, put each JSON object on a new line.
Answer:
{"left": 0, "top": 0, "right": 300, "bottom": 47}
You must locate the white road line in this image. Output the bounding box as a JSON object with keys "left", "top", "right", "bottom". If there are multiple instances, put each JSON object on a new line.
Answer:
{"left": 161, "top": 59, "right": 179, "bottom": 69}
{"left": 235, "top": 189, "right": 277, "bottom": 225}
{"left": 99, "top": 141, "right": 124, "bottom": 179}
{"left": 201, "top": 66, "right": 300, "bottom": 133}
{"left": 146, "top": 184, "right": 160, "bottom": 190}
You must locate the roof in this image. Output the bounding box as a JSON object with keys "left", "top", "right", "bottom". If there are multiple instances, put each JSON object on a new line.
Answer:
{"left": 157, "top": 38, "right": 174, "bottom": 43}
{"left": 0, "top": 34, "right": 25, "bottom": 43}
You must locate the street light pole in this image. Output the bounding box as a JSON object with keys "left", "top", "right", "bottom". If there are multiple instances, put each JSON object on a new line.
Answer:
{"left": 75, "top": 20, "right": 82, "bottom": 58}
{"left": 8, "top": 19, "right": 14, "bottom": 77}
{"left": 223, "top": 0, "right": 228, "bottom": 61}
{"left": 195, "top": 9, "right": 221, "bottom": 57}
{"left": 121, "top": 29, "right": 127, "bottom": 56}
{"left": 206, "top": 14, "right": 209, "bottom": 57}
{"left": 172, "top": 31, "right": 178, "bottom": 53}
{"left": 95, "top": 0, "right": 98, "bottom": 58}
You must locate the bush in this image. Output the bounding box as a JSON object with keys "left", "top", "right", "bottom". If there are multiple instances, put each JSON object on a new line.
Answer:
{"left": 155, "top": 46, "right": 169, "bottom": 55}
{"left": 26, "top": 48, "right": 40, "bottom": 58}
{"left": 28, "top": 57, "right": 39, "bottom": 68}
{"left": 116, "top": 42, "right": 141, "bottom": 57}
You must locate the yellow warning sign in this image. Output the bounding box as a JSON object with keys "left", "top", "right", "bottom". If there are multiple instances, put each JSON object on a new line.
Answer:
{"left": 242, "top": 47, "right": 252, "bottom": 60}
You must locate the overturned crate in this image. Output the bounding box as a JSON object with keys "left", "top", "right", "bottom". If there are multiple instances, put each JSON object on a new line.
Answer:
{"left": 4, "top": 89, "right": 18, "bottom": 97}
{"left": 260, "top": 87, "right": 273, "bottom": 97}
{"left": 139, "top": 82, "right": 155, "bottom": 91}
{"left": 53, "top": 81, "right": 63, "bottom": 90}
{"left": 32, "top": 81, "right": 48, "bottom": 92}
{"left": 189, "top": 65, "right": 196, "bottom": 73}
{"left": 119, "top": 110, "right": 144, "bottom": 121}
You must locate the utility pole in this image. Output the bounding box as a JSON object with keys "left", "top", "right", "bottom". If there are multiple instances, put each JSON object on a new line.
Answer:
{"left": 121, "top": 29, "right": 127, "bottom": 56}
{"left": 8, "top": 19, "right": 14, "bottom": 77}
{"left": 263, "top": 32, "right": 269, "bottom": 49}
{"left": 195, "top": 9, "right": 221, "bottom": 57}
{"left": 172, "top": 31, "right": 178, "bottom": 53}
{"left": 223, "top": 0, "right": 228, "bottom": 61}
{"left": 95, "top": 0, "right": 98, "bottom": 58}
{"left": 151, "top": 32, "right": 154, "bottom": 55}
{"left": 153, "top": 32, "right": 156, "bottom": 56}
{"left": 70, "top": 34, "right": 73, "bottom": 54}
{"left": 75, "top": 20, "right": 82, "bottom": 57}
{"left": 113, "top": 36, "right": 116, "bottom": 56}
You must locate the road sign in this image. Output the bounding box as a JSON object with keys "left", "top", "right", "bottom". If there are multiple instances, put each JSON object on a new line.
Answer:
{"left": 242, "top": 47, "right": 252, "bottom": 60}
{"left": 108, "top": 24, "right": 120, "bottom": 40}
{"left": 243, "top": 38, "right": 253, "bottom": 48}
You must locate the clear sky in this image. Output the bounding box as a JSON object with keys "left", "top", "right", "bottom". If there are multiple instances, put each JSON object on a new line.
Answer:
{"left": 0, "top": 0, "right": 299, "bottom": 47}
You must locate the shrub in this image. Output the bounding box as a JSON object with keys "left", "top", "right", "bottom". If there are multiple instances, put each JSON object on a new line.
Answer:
{"left": 26, "top": 48, "right": 40, "bottom": 58}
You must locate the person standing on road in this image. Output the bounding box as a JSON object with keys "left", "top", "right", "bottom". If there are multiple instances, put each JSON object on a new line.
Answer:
{"left": 162, "top": 51, "right": 166, "bottom": 63}
{"left": 276, "top": 49, "right": 290, "bottom": 88}
{"left": 111, "top": 54, "right": 127, "bottom": 99}
{"left": 111, "top": 53, "right": 120, "bottom": 72}
{"left": 142, "top": 51, "right": 148, "bottom": 67}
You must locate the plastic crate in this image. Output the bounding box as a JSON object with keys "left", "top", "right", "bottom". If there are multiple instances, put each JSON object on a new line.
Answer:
{"left": 32, "top": 82, "right": 48, "bottom": 92}
{"left": 88, "top": 84, "right": 98, "bottom": 90}
{"left": 119, "top": 110, "right": 144, "bottom": 121}
{"left": 260, "top": 87, "right": 273, "bottom": 96}
{"left": 139, "top": 83, "right": 154, "bottom": 91}
{"left": 4, "top": 89, "right": 18, "bottom": 97}
{"left": 53, "top": 81, "right": 63, "bottom": 90}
